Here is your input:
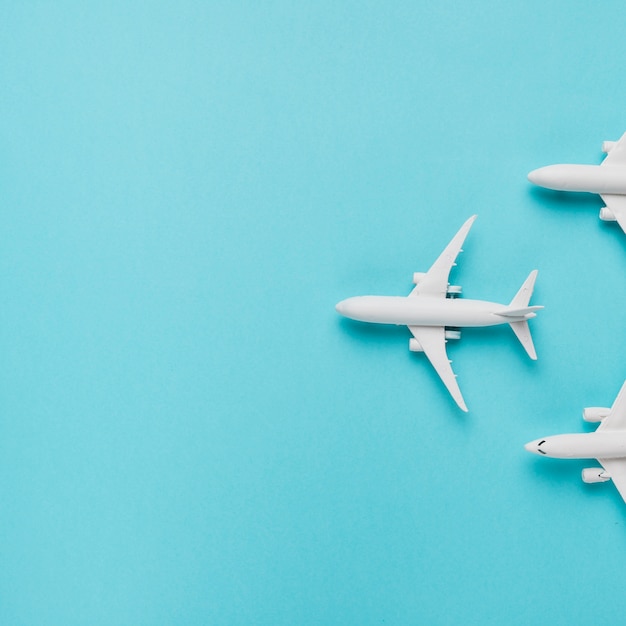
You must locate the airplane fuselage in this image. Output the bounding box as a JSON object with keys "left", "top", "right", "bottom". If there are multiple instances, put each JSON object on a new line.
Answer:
{"left": 335, "top": 295, "right": 527, "bottom": 327}
{"left": 526, "top": 432, "right": 626, "bottom": 460}
{"left": 528, "top": 164, "right": 626, "bottom": 194}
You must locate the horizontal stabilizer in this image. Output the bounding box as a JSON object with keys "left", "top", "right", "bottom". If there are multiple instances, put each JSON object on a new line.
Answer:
{"left": 509, "top": 320, "right": 537, "bottom": 360}
{"left": 502, "top": 270, "right": 541, "bottom": 360}
{"left": 509, "top": 270, "right": 539, "bottom": 309}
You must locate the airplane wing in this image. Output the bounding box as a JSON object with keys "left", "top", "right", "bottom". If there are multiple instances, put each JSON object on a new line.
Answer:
{"left": 410, "top": 215, "right": 477, "bottom": 298}
{"left": 601, "top": 131, "right": 626, "bottom": 166}
{"left": 596, "top": 381, "right": 626, "bottom": 502}
{"left": 408, "top": 325, "right": 468, "bottom": 411}
{"left": 597, "top": 459, "right": 626, "bottom": 504}
{"left": 598, "top": 380, "right": 626, "bottom": 431}
{"left": 599, "top": 194, "right": 626, "bottom": 235}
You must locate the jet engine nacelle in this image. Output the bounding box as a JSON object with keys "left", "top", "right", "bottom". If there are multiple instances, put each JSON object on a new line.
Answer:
{"left": 582, "top": 407, "right": 611, "bottom": 422}
{"left": 582, "top": 468, "right": 610, "bottom": 483}
{"left": 412, "top": 273, "right": 462, "bottom": 297}
{"left": 599, "top": 206, "right": 616, "bottom": 221}
{"left": 409, "top": 338, "right": 423, "bottom": 352}
{"left": 602, "top": 140, "right": 616, "bottom": 153}
{"left": 445, "top": 329, "right": 461, "bottom": 340}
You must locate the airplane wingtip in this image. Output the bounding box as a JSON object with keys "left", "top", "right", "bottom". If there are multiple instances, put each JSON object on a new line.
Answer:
{"left": 455, "top": 396, "right": 469, "bottom": 412}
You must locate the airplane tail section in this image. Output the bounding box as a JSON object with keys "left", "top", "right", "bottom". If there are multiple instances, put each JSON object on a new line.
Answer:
{"left": 504, "top": 270, "right": 541, "bottom": 360}
{"left": 508, "top": 320, "right": 537, "bottom": 360}
{"left": 496, "top": 305, "right": 543, "bottom": 319}
{"left": 509, "top": 270, "right": 539, "bottom": 309}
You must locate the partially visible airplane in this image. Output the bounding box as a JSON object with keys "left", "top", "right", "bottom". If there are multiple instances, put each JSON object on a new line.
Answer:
{"left": 335, "top": 215, "right": 542, "bottom": 411}
{"left": 526, "top": 380, "right": 626, "bottom": 505}
{"left": 528, "top": 131, "right": 626, "bottom": 234}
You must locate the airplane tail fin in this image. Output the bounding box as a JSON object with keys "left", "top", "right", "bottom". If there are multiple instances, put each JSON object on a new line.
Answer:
{"left": 496, "top": 305, "right": 543, "bottom": 319}
{"left": 505, "top": 270, "right": 541, "bottom": 360}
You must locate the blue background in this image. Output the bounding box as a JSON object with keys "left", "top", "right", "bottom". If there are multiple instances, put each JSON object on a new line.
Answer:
{"left": 2, "top": 2, "right": 626, "bottom": 624}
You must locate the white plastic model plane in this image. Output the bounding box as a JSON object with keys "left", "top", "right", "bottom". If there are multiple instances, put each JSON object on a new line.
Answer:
{"left": 335, "top": 215, "right": 542, "bottom": 411}
{"left": 526, "top": 380, "right": 626, "bottom": 504}
{"left": 528, "top": 131, "right": 626, "bottom": 234}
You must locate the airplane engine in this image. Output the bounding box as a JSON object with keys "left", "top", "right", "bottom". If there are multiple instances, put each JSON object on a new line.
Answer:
{"left": 582, "top": 468, "right": 610, "bottom": 484}
{"left": 582, "top": 407, "right": 611, "bottom": 422}
{"left": 413, "top": 273, "right": 462, "bottom": 297}
{"left": 409, "top": 338, "right": 423, "bottom": 352}
{"left": 599, "top": 207, "right": 616, "bottom": 221}
{"left": 445, "top": 329, "right": 461, "bottom": 340}
{"left": 602, "top": 140, "right": 616, "bottom": 153}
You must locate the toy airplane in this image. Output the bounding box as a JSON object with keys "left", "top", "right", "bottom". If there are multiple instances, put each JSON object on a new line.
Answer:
{"left": 526, "top": 380, "right": 626, "bottom": 504}
{"left": 335, "top": 215, "right": 542, "bottom": 411}
{"left": 528, "top": 131, "right": 626, "bottom": 234}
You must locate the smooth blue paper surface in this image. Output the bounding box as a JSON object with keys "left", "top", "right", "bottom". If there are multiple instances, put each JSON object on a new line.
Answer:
{"left": 2, "top": 2, "right": 626, "bottom": 624}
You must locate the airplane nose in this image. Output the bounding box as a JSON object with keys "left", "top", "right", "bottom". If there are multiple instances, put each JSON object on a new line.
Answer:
{"left": 527, "top": 168, "right": 546, "bottom": 186}
{"left": 524, "top": 441, "right": 535, "bottom": 452}
{"left": 335, "top": 296, "right": 370, "bottom": 321}
{"left": 528, "top": 165, "right": 565, "bottom": 188}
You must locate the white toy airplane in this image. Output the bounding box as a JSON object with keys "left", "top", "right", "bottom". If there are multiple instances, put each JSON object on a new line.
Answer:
{"left": 526, "top": 380, "right": 626, "bottom": 504}
{"left": 528, "top": 131, "right": 626, "bottom": 234}
{"left": 335, "top": 215, "right": 542, "bottom": 411}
